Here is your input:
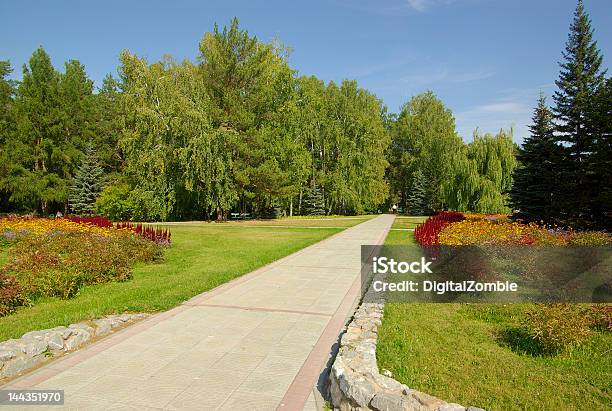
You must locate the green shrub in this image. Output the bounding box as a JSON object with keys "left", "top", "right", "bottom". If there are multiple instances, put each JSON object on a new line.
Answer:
{"left": 523, "top": 304, "right": 593, "bottom": 354}
{"left": 95, "top": 182, "right": 136, "bottom": 221}
{"left": 588, "top": 304, "right": 612, "bottom": 331}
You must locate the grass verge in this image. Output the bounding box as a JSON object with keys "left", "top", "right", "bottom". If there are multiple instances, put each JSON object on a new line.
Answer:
{"left": 0, "top": 221, "right": 348, "bottom": 340}
{"left": 377, "top": 219, "right": 612, "bottom": 410}
{"left": 391, "top": 215, "right": 425, "bottom": 230}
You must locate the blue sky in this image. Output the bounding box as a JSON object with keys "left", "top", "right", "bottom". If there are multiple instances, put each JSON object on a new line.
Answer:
{"left": 1, "top": 0, "right": 610, "bottom": 143}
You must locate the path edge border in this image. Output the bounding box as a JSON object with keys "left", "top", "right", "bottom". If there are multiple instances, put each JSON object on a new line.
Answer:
{"left": 328, "top": 262, "right": 485, "bottom": 411}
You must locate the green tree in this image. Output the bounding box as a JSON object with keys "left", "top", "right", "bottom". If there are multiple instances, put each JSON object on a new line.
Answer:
{"left": 95, "top": 180, "right": 135, "bottom": 221}
{"left": 587, "top": 78, "right": 612, "bottom": 229}
{"left": 119, "top": 52, "right": 236, "bottom": 221}
{"left": 510, "top": 95, "right": 561, "bottom": 221}
{"left": 303, "top": 184, "right": 325, "bottom": 216}
{"left": 69, "top": 142, "right": 104, "bottom": 215}
{"left": 93, "top": 74, "right": 123, "bottom": 172}
{"left": 1, "top": 48, "right": 100, "bottom": 214}
{"left": 198, "top": 18, "right": 306, "bottom": 217}
{"left": 0, "top": 61, "right": 16, "bottom": 211}
{"left": 406, "top": 168, "right": 428, "bottom": 215}
{"left": 444, "top": 129, "right": 517, "bottom": 213}
{"left": 553, "top": 0, "right": 606, "bottom": 226}
{"left": 388, "top": 91, "right": 462, "bottom": 211}
{"left": 8, "top": 47, "right": 65, "bottom": 213}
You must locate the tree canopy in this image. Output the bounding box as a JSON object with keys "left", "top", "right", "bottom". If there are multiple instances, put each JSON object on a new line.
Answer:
{"left": 3, "top": 8, "right": 606, "bottom": 227}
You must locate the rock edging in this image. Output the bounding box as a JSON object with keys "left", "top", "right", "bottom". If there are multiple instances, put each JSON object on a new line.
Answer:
{"left": 329, "top": 301, "right": 483, "bottom": 411}
{"left": 0, "top": 313, "right": 149, "bottom": 381}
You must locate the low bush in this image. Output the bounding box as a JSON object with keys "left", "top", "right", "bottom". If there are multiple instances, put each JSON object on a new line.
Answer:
{"left": 588, "top": 304, "right": 612, "bottom": 331}
{"left": 0, "top": 217, "right": 166, "bottom": 316}
{"left": 1, "top": 232, "right": 162, "bottom": 302}
{"left": 95, "top": 182, "right": 136, "bottom": 221}
{"left": 0, "top": 273, "right": 27, "bottom": 316}
{"left": 523, "top": 304, "right": 593, "bottom": 354}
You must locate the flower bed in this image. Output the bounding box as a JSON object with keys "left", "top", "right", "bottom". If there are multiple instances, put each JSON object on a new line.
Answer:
{"left": 414, "top": 212, "right": 611, "bottom": 247}
{"left": 413, "top": 211, "right": 464, "bottom": 245}
{"left": 0, "top": 216, "right": 114, "bottom": 239}
{"left": 0, "top": 217, "right": 167, "bottom": 317}
{"left": 416, "top": 213, "right": 612, "bottom": 354}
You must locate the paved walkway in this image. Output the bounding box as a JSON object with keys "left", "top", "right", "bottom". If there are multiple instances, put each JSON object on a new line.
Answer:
{"left": 4, "top": 215, "right": 394, "bottom": 411}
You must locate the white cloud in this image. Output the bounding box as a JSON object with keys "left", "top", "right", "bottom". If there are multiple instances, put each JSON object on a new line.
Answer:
{"left": 405, "top": 0, "right": 457, "bottom": 12}
{"left": 406, "top": 0, "right": 428, "bottom": 12}
{"left": 454, "top": 85, "right": 554, "bottom": 143}
{"left": 338, "top": 0, "right": 456, "bottom": 16}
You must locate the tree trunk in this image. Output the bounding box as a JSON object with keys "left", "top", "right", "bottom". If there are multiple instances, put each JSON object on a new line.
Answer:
{"left": 298, "top": 187, "right": 303, "bottom": 215}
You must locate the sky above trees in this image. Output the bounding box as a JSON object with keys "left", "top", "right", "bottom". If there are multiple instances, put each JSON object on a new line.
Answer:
{"left": 1, "top": 0, "right": 610, "bottom": 143}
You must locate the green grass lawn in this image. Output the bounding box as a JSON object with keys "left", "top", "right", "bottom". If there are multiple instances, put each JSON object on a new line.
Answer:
{"left": 203, "top": 215, "right": 376, "bottom": 227}
{"left": 391, "top": 216, "right": 426, "bottom": 230}
{"left": 377, "top": 221, "right": 612, "bottom": 410}
{"left": 0, "top": 220, "right": 353, "bottom": 341}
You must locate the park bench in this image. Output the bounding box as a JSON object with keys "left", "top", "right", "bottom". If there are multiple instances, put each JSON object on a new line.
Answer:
{"left": 230, "top": 212, "right": 252, "bottom": 220}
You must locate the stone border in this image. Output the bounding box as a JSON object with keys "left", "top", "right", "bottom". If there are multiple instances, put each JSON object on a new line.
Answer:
{"left": 0, "top": 313, "right": 148, "bottom": 381}
{"left": 328, "top": 278, "right": 484, "bottom": 410}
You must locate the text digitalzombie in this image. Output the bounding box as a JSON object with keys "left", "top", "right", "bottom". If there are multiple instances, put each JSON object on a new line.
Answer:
{"left": 372, "top": 280, "right": 519, "bottom": 294}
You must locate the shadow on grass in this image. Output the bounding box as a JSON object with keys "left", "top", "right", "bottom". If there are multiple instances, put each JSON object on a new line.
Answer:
{"left": 497, "top": 326, "right": 548, "bottom": 357}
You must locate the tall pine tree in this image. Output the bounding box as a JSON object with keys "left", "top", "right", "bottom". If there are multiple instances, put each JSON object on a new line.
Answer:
{"left": 587, "top": 77, "right": 612, "bottom": 229}
{"left": 406, "top": 169, "right": 428, "bottom": 216}
{"left": 303, "top": 184, "right": 326, "bottom": 216}
{"left": 69, "top": 143, "right": 104, "bottom": 215}
{"left": 510, "top": 95, "right": 561, "bottom": 221}
{"left": 552, "top": 0, "right": 606, "bottom": 227}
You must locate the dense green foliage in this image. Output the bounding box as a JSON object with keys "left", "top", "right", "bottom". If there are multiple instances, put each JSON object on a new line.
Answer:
{"left": 387, "top": 92, "right": 516, "bottom": 214}
{"left": 387, "top": 91, "right": 462, "bottom": 212}
{"left": 114, "top": 19, "right": 392, "bottom": 220}
{"left": 514, "top": 0, "right": 611, "bottom": 229}
{"left": 1, "top": 5, "right": 607, "bottom": 223}
{"left": 0, "top": 49, "right": 120, "bottom": 215}
{"left": 444, "top": 130, "right": 517, "bottom": 213}
{"left": 510, "top": 95, "right": 562, "bottom": 220}
{"left": 0, "top": 19, "right": 392, "bottom": 220}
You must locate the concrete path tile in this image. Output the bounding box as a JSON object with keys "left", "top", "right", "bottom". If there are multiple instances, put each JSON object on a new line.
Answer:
{"left": 3, "top": 215, "right": 394, "bottom": 411}
{"left": 218, "top": 391, "right": 282, "bottom": 411}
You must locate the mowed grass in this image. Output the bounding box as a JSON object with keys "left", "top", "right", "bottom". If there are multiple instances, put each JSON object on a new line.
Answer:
{"left": 391, "top": 216, "right": 426, "bottom": 231}
{"left": 377, "top": 220, "right": 612, "bottom": 410}
{"left": 0, "top": 220, "right": 349, "bottom": 340}
{"left": 189, "top": 215, "right": 376, "bottom": 228}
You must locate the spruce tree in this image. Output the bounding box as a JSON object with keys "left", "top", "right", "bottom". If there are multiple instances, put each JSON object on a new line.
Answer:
{"left": 588, "top": 78, "right": 612, "bottom": 229}
{"left": 69, "top": 143, "right": 104, "bottom": 215}
{"left": 406, "top": 169, "right": 428, "bottom": 216}
{"left": 510, "top": 95, "right": 561, "bottom": 222}
{"left": 552, "top": 0, "right": 606, "bottom": 226}
{"left": 303, "top": 183, "right": 326, "bottom": 215}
